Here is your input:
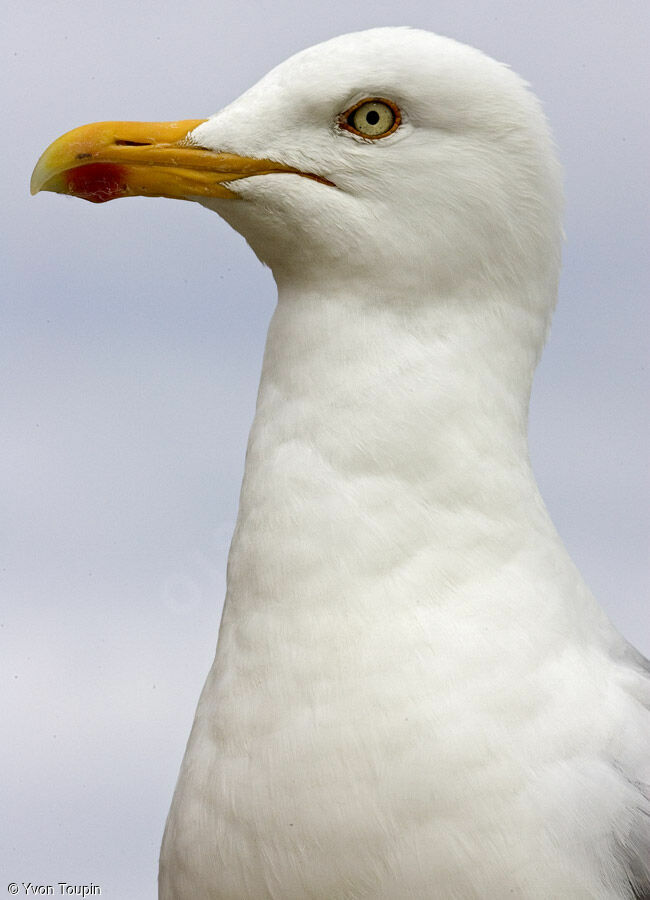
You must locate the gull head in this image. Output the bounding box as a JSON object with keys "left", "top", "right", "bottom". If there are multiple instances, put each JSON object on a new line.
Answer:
{"left": 32, "top": 27, "right": 562, "bottom": 305}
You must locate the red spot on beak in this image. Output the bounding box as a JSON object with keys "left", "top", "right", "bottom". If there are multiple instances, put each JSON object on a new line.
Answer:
{"left": 65, "top": 162, "right": 128, "bottom": 203}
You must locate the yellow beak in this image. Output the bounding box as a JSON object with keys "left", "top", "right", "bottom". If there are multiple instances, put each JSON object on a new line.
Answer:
{"left": 31, "top": 119, "right": 332, "bottom": 203}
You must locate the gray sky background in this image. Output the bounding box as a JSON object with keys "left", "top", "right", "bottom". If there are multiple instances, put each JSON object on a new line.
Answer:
{"left": 2, "top": 0, "right": 648, "bottom": 897}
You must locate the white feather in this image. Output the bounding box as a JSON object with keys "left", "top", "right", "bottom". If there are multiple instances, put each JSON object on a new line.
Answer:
{"left": 159, "top": 27, "right": 649, "bottom": 899}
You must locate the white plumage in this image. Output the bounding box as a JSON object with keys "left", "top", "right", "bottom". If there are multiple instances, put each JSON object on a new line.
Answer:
{"left": 34, "top": 25, "right": 650, "bottom": 900}
{"left": 155, "top": 28, "right": 650, "bottom": 899}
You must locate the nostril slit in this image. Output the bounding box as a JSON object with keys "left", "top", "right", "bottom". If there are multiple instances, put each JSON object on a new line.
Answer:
{"left": 114, "top": 139, "right": 151, "bottom": 146}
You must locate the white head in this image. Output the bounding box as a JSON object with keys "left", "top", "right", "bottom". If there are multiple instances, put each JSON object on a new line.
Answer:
{"left": 32, "top": 27, "right": 563, "bottom": 360}
{"left": 192, "top": 28, "right": 562, "bottom": 310}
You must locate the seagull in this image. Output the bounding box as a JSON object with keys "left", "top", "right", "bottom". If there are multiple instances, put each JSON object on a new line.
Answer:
{"left": 32, "top": 26, "right": 649, "bottom": 900}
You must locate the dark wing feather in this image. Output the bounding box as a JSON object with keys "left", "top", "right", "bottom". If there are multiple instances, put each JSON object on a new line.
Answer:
{"left": 618, "top": 643, "right": 650, "bottom": 899}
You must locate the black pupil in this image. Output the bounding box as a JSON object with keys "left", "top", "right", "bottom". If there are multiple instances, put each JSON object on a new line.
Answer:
{"left": 365, "top": 110, "right": 380, "bottom": 125}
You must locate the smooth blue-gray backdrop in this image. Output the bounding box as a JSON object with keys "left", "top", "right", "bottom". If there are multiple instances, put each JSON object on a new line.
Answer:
{"left": 3, "top": 0, "right": 648, "bottom": 897}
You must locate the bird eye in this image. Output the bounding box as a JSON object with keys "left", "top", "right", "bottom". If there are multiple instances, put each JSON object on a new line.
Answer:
{"left": 339, "top": 98, "right": 401, "bottom": 139}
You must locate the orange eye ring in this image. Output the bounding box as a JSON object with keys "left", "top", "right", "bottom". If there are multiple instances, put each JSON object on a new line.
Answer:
{"left": 338, "top": 98, "right": 402, "bottom": 140}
